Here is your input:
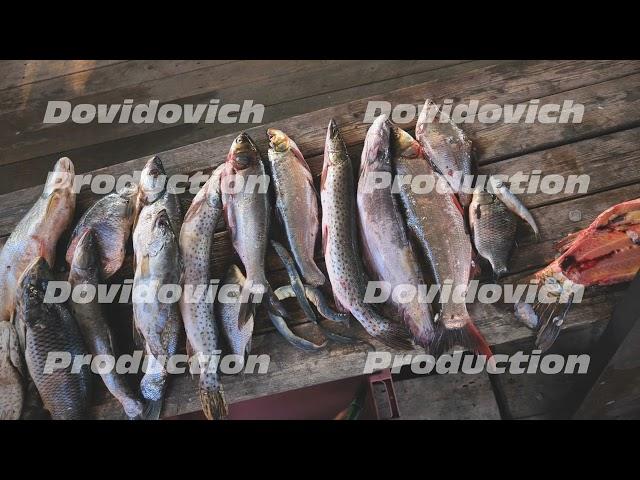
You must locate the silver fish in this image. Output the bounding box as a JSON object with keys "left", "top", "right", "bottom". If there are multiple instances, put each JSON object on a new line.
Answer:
{"left": 321, "top": 119, "right": 412, "bottom": 350}
{"left": 179, "top": 164, "right": 228, "bottom": 420}
{"left": 68, "top": 228, "right": 144, "bottom": 418}
{"left": 216, "top": 264, "right": 254, "bottom": 359}
{"left": 357, "top": 115, "right": 435, "bottom": 348}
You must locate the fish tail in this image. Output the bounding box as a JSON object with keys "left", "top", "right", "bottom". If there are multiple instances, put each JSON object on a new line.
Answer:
{"left": 355, "top": 307, "right": 414, "bottom": 350}
{"left": 141, "top": 399, "right": 163, "bottom": 420}
{"left": 300, "top": 261, "right": 326, "bottom": 287}
{"left": 430, "top": 320, "right": 493, "bottom": 359}
{"left": 200, "top": 387, "right": 229, "bottom": 420}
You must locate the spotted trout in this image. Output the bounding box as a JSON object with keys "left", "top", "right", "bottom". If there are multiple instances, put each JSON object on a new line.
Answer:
{"left": 132, "top": 156, "right": 183, "bottom": 420}
{"left": 16, "top": 257, "right": 91, "bottom": 420}
{"left": 0, "top": 157, "right": 76, "bottom": 324}
{"left": 391, "top": 125, "right": 491, "bottom": 357}
{"left": 321, "top": 119, "right": 412, "bottom": 350}
{"left": 267, "top": 128, "right": 325, "bottom": 287}
{"left": 179, "top": 164, "right": 228, "bottom": 420}
{"left": 357, "top": 115, "right": 434, "bottom": 348}
{"left": 68, "top": 228, "right": 144, "bottom": 418}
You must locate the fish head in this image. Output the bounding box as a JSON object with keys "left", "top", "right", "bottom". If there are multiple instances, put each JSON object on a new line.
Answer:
{"left": 139, "top": 156, "right": 167, "bottom": 205}
{"left": 17, "top": 257, "right": 53, "bottom": 318}
{"left": 360, "top": 114, "right": 392, "bottom": 173}
{"left": 43, "top": 157, "right": 75, "bottom": 197}
{"left": 267, "top": 128, "right": 291, "bottom": 153}
{"left": 323, "top": 119, "right": 349, "bottom": 167}
{"left": 116, "top": 182, "right": 141, "bottom": 222}
{"left": 228, "top": 133, "right": 260, "bottom": 171}
{"left": 390, "top": 124, "right": 421, "bottom": 158}
{"left": 42, "top": 158, "right": 76, "bottom": 221}
{"left": 69, "top": 228, "right": 100, "bottom": 278}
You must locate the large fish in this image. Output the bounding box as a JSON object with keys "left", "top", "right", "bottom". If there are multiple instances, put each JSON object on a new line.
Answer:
{"left": 66, "top": 184, "right": 139, "bottom": 279}
{"left": 178, "top": 164, "right": 228, "bottom": 420}
{"left": 321, "top": 119, "right": 412, "bottom": 350}
{"left": 132, "top": 156, "right": 183, "bottom": 419}
{"left": 221, "top": 133, "right": 287, "bottom": 323}
{"left": 357, "top": 115, "right": 434, "bottom": 348}
{"left": 415, "top": 100, "right": 474, "bottom": 209}
{"left": 67, "top": 228, "right": 144, "bottom": 418}
{"left": 216, "top": 264, "right": 254, "bottom": 359}
{"left": 0, "top": 321, "right": 25, "bottom": 419}
{"left": 267, "top": 128, "right": 325, "bottom": 287}
{"left": 391, "top": 125, "right": 491, "bottom": 357}
{"left": 0, "top": 157, "right": 76, "bottom": 324}
{"left": 16, "top": 257, "right": 91, "bottom": 420}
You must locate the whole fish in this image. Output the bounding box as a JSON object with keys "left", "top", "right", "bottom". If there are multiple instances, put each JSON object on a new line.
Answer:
{"left": 216, "top": 264, "right": 254, "bottom": 359}
{"left": 469, "top": 188, "right": 518, "bottom": 278}
{"left": 221, "top": 133, "right": 287, "bottom": 323}
{"left": 321, "top": 119, "right": 412, "bottom": 350}
{"left": 267, "top": 128, "right": 325, "bottom": 287}
{"left": 0, "top": 157, "right": 76, "bottom": 324}
{"left": 391, "top": 125, "right": 491, "bottom": 357}
{"left": 16, "top": 257, "right": 91, "bottom": 420}
{"left": 357, "top": 115, "right": 434, "bottom": 348}
{"left": 415, "top": 100, "right": 473, "bottom": 209}
{"left": 0, "top": 321, "right": 25, "bottom": 420}
{"left": 66, "top": 183, "right": 139, "bottom": 279}
{"left": 179, "top": 164, "right": 228, "bottom": 420}
{"left": 133, "top": 156, "right": 183, "bottom": 419}
{"left": 67, "top": 228, "right": 144, "bottom": 418}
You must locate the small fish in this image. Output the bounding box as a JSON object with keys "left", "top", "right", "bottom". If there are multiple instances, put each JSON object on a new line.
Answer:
{"left": 267, "top": 128, "right": 325, "bottom": 287}
{"left": 66, "top": 183, "right": 139, "bottom": 279}
{"left": 357, "top": 115, "right": 435, "bottom": 348}
{"left": 221, "top": 133, "right": 288, "bottom": 323}
{"left": 391, "top": 124, "right": 491, "bottom": 357}
{"left": 68, "top": 228, "right": 144, "bottom": 418}
{"left": 0, "top": 321, "right": 25, "bottom": 420}
{"left": 0, "top": 157, "right": 76, "bottom": 324}
{"left": 489, "top": 176, "right": 539, "bottom": 239}
{"left": 321, "top": 119, "right": 412, "bottom": 350}
{"left": 16, "top": 257, "right": 91, "bottom": 420}
{"left": 216, "top": 264, "right": 254, "bottom": 359}
{"left": 179, "top": 164, "right": 228, "bottom": 420}
{"left": 133, "top": 156, "right": 184, "bottom": 420}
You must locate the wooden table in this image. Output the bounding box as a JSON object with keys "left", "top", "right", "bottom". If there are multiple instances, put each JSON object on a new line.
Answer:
{"left": 1, "top": 60, "right": 638, "bottom": 419}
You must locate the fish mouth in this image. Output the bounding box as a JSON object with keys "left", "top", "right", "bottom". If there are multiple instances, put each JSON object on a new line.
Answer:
{"left": 328, "top": 119, "right": 341, "bottom": 139}
{"left": 232, "top": 133, "right": 255, "bottom": 154}
{"left": 144, "top": 156, "right": 166, "bottom": 178}
{"left": 266, "top": 128, "right": 288, "bottom": 152}
{"left": 54, "top": 157, "right": 75, "bottom": 175}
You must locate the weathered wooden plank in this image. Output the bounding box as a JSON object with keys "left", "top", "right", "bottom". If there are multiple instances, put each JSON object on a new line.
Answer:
{"left": 0, "top": 60, "right": 237, "bottom": 116}
{"left": 1, "top": 63, "right": 639, "bottom": 236}
{"left": 0, "top": 60, "right": 466, "bottom": 167}
{"left": 392, "top": 372, "right": 501, "bottom": 420}
{"left": 0, "top": 60, "right": 125, "bottom": 91}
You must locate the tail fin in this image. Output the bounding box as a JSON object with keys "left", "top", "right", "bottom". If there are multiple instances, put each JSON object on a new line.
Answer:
{"left": 200, "top": 388, "right": 229, "bottom": 420}
{"left": 355, "top": 307, "right": 414, "bottom": 350}
{"left": 430, "top": 321, "right": 493, "bottom": 358}
{"left": 141, "top": 399, "right": 163, "bottom": 420}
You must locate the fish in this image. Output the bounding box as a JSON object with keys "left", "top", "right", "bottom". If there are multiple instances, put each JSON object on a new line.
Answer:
{"left": 0, "top": 157, "right": 76, "bottom": 325}
{"left": 179, "top": 164, "right": 228, "bottom": 420}
{"left": 216, "top": 264, "right": 254, "bottom": 359}
{"left": 221, "top": 132, "right": 288, "bottom": 323}
{"left": 357, "top": 115, "right": 435, "bottom": 348}
{"left": 132, "top": 156, "right": 184, "bottom": 419}
{"left": 67, "top": 228, "right": 144, "bottom": 418}
{"left": 320, "top": 119, "right": 412, "bottom": 350}
{"left": 66, "top": 183, "right": 139, "bottom": 279}
{"left": 267, "top": 128, "right": 325, "bottom": 287}
{"left": 0, "top": 321, "right": 25, "bottom": 420}
{"left": 16, "top": 257, "right": 91, "bottom": 420}
{"left": 415, "top": 100, "right": 474, "bottom": 209}
{"left": 390, "top": 124, "right": 491, "bottom": 357}
{"left": 515, "top": 197, "right": 640, "bottom": 351}
{"left": 489, "top": 176, "right": 539, "bottom": 239}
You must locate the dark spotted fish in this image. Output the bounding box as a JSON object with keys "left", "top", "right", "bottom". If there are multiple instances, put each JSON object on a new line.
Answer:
{"left": 179, "top": 164, "right": 228, "bottom": 420}
{"left": 68, "top": 228, "right": 144, "bottom": 418}
{"left": 321, "top": 119, "right": 412, "bottom": 350}
{"left": 357, "top": 115, "right": 434, "bottom": 348}
{"left": 267, "top": 128, "right": 325, "bottom": 287}
{"left": 391, "top": 125, "right": 491, "bottom": 358}
{"left": 66, "top": 183, "right": 139, "bottom": 279}
{"left": 133, "top": 156, "right": 184, "bottom": 420}
{"left": 16, "top": 257, "right": 91, "bottom": 420}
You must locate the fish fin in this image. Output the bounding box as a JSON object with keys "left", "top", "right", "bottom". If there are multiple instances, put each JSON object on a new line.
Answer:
{"left": 141, "top": 399, "right": 163, "bottom": 420}
{"left": 237, "top": 292, "right": 256, "bottom": 330}
{"left": 374, "top": 322, "right": 415, "bottom": 351}
{"left": 535, "top": 295, "right": 573, "bottom": 352}
{"left": 200, "top": 388, "right": 229, "bottom": 420}
{"left": 268, "top": 310, "right": 328, "bottom": 351}
{"left": 430, "top": 321, "right": 493, "bottom": 359}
